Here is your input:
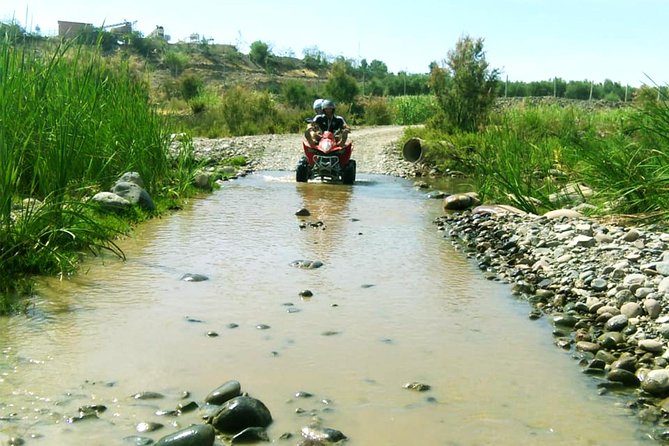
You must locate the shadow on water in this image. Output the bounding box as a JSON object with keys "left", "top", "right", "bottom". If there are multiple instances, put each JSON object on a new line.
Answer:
{"left": 0, "top": 171, "right": 660, "bottom": 445}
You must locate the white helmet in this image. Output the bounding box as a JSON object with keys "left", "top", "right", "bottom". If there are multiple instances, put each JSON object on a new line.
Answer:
{"left": 313, "top": 98, "right": 324, "bottom": 114}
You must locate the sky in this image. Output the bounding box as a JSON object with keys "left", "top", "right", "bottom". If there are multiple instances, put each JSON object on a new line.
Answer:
{"left": 2, "top": 0, "right": 667, "bottom": 87}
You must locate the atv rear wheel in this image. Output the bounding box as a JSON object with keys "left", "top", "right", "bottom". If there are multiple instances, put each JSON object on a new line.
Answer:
{"left": 342, "top": 159, "right": 356, "bottom": 185}
{"left": 296, "top": 157, "right": 309, "bottom": 183}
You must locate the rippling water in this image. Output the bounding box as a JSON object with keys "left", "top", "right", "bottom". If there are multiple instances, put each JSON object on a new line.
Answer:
{"left": 0, "top": 172, "right": 655, "bottom": 445}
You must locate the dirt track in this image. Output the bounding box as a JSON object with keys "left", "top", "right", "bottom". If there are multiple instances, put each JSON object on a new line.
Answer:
{"left": 191, "top": 125, "right": 417, "bottom": 177}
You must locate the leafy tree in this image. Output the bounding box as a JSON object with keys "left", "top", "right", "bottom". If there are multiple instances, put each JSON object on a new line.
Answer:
{"left": 128, "top": 32, "right": 165, "bottom": 59}
{"left": 324, "top": 60, "right": 360, "bottom": 105}
{"left": 386, "top": 72, "right": 430, "bottom": 96}
{"left": 249, "top": 40, "right": 271, "bottom": 67}
{"left": 527, "top": 80, "right": 554, "bottom": 96}
{"left": 368, "top": 60, "right": 389, "bottom": 79}
{"left": 565, "top": 80, "right": 592, "bottom": 100}
{"left": 602, "top": 79, "right": 625, "bottom": 101}
{"left": 367, "top": 78, "right": 386, "bottom": 96}
{"left": 431, "top": 35, "right": 499, "bottom": 132}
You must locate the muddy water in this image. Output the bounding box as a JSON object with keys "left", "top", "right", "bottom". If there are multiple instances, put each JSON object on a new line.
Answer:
{"left": 0, "top": 172, "right": 654, "bottom": 445}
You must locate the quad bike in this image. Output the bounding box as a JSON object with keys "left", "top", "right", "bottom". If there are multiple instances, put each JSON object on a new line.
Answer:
{"left": 296, "top": 130, "right": 356, "bottom": 184}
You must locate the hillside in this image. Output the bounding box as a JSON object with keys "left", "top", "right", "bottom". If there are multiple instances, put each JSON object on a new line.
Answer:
{"left": 147, "top": 42, "right": 329, "bottom": 96}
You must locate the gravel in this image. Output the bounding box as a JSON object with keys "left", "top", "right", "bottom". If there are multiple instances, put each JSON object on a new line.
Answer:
{"left": 437, "top": 207, "right": 669, "bottom": 438}
{"left": 187, "top": 125, "right": 418, "bottom": 178}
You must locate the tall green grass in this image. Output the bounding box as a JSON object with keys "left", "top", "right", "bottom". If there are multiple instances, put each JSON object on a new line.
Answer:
{"left": 388, "top": 95, "right": 437, "bottom": 125}
{"left": 570, "top": 98, "right": 669, "bottom": 217}
{"left": 0, "top": 34, "right": 192, "bottom": 312}
{"left": 408, "top": 96, "right": 669, "bottom": 219}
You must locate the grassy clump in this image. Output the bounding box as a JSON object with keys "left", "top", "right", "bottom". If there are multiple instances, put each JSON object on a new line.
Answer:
{"left": 408, "top": 94, "right": 669, "bottom": 218}
{"left": 0, "top": 34, "right": 199, "bottom": 312}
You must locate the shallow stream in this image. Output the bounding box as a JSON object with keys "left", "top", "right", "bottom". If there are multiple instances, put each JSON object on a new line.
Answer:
{"left": 0, "top": 172, "right": 655, "bottom": 445}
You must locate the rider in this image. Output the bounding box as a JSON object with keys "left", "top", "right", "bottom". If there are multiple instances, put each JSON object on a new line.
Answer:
{"left": 312, "top": 98, "right": 324, "bottom": 115}
{"left": 304, "top": 98, "right": 325, "bottom": 146}
{"left": 310, "top": 99, "right": 350, "bottom": 145}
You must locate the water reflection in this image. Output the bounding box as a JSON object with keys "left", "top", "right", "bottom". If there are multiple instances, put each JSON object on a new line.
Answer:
{"left": 295, "top": 182, "right": 353, "bottom": 262}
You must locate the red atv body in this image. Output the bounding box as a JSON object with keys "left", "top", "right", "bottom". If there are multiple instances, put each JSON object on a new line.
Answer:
{"left": 296, "top": 131, "right": 356, "bottom": 184}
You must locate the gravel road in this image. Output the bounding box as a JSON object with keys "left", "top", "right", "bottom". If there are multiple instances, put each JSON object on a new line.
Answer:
{"left": 190, "top": 125, "right": 418, "bottom": 178}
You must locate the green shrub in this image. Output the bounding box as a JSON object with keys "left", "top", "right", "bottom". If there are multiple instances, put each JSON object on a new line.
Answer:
{"left": 363, "top": 97, "right": 393, "bottom": 125}
{"left": 249, "top": 40, "right": 270, "bottom": 67}
{"left": 281, "top": 79, "right": 311, "bottom": 109}
{"left": 180, "top": 72, "right": 203, "bottom": 100}
{"left": 163, "top": 49, "right": 189, "bottom": 76}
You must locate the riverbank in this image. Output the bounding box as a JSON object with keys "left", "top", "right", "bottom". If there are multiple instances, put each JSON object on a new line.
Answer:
{"left": 436, "top": 206, "right": 669, "bottom": 440}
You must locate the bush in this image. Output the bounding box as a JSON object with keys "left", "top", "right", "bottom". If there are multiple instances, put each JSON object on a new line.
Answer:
{"left": 180, "top": 72, "right": 203, "bottom": 100}
{"left": 362, "top": 97, "right": 393, "bottom": 125}
{"left": 163, "top": 49, "right": 189, "bottom": 76}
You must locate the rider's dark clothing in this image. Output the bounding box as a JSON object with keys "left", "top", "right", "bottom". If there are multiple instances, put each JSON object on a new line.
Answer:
{"left": 313, "top": 114, "right": 347, "bottom": 133}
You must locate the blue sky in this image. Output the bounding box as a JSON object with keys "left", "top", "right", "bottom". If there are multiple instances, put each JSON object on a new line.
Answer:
{"left": 3, "top": 0, "right": 667, "bottom": 87}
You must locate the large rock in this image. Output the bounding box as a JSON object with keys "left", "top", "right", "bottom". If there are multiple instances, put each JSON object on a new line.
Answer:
{"left": 443, "top": 192, "right": 480, "bottom": 211}
{"left": 210, "top": 396, "right": 272, "bottom": 434}
{"left": 112, "top": 181, "right": 155, "bottom": 211}
{"left": 118, "top": 171, "right": 145, "bottom": 188}
{"left": 91, "top": 191, "right": 131, "bottom": 211}
{"left": 641, "top": 369, "right": 669, "bottom": 396}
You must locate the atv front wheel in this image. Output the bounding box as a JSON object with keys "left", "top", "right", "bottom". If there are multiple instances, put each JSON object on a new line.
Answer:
{"left": 296, "top": 157, "right": 309, "bottom": 183}
{"left": 342, "top": 159, "right": 356, "bottom": 185}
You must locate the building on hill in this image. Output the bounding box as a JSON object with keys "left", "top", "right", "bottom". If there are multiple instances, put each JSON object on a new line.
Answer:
{"left": 148, "top": 25, "right": 169, "bottom": 41}
{"left": 57, "top": 20, "right": 93, "bottom": 37}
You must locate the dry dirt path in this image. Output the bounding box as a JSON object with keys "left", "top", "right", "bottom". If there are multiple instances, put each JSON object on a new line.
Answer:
{"left": 191, "top": 125, "right": 417, "bottom": 178}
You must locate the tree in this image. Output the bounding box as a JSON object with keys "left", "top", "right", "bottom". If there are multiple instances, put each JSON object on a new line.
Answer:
{"left": 249, "top": 40, "right": 271, "bottom": 67}
{"left": 324, "top": 60, "right": 359, "bottom": 105}
{"left": 565, "top": 80, "right": 592, "bottom": 100}
{"left": 431, "top": 35, "right": 499, "bottom": 132}
{"left": 368, "top": 60, "right": 389, "bottom": 79}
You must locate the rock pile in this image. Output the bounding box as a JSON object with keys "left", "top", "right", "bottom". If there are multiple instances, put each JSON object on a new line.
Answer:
{"left": 437, "top": 206, "right": 669, "bottom": 434}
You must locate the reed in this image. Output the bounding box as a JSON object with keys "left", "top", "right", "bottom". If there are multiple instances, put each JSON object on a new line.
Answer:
{"left": 0, "top": 34, "right": 192, "bottom": 311}
{"left": 571, "top": 98, "right": 669, "bottom": 217}
{"left": 388, "top": 95, "right": 436, "bottom": 125}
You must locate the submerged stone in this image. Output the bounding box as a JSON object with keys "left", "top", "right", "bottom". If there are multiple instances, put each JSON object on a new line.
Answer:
{"left": 210, "top": 396, "right": 272, "bottom": 434}
{"left": 154, "top": 424, "right": 215, "bottom": 446}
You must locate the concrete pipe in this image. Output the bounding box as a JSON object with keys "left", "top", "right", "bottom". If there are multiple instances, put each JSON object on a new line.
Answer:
{"left": 402, "top": 137, "right": 425, "bottom": 163}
